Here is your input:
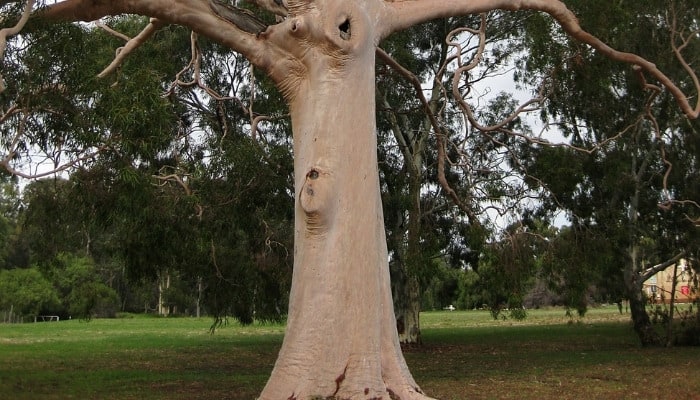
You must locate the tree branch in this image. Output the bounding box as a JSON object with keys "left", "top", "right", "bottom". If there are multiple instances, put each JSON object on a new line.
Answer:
{"left": 97, "top": 18, "right": 166, "bottom": 78}
{"left": 0, "top": 0, "right": 34, "bottom": 93}
{"left": 94, "top": 20, "right": 131, "bottom": 41}
{"left": 208, "top": 0, "right": 267, "bottom": 35}
{"left": 32, "top": 0, "right": 278, "bottom": 72}
{"left": 377, "top": 46, "right": 481, "bottom": 225}
{"left": 640, "top": 251, "right": 686, "bottom": 282}
{"left": 384, "top": 0, "right": 699, "bottom": 119}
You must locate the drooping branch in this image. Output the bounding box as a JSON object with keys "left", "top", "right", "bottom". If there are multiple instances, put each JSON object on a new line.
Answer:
{"left": 377, "top": 47, "right": 481, "bottom": 225}
{"left": 163, "top": 32, "right": 241, "bottom": 101}
{"left": 384, "top": 0, "right": 699, "bottom": 120}
{"left": 668, "top": 1, "right": 700, "bottom": 115}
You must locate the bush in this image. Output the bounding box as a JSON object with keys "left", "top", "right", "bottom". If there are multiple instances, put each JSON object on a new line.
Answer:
{"left": 0, "top": 268, "right": 61, "bottom": 319}
{"left": 43, "top": 253, "right": 121, "bottom": 319}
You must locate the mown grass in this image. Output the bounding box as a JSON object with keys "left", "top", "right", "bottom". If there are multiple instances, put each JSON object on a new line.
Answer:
{"left": 1, "top": 307, "right": 699, "bottom": 399}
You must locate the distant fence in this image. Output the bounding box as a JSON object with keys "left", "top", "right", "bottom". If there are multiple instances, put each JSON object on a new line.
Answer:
{"left": 1, "top": 309, "right": 24, "bottom": 323}
{"left": 34, "top": 315, "right": 60, "bottom": 322}
{"left": 1, "top": 310, "right": 61, "bottom": 323}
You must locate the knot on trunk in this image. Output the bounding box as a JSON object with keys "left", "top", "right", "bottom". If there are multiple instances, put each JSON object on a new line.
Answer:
{"left": 300, "top": 167, "right": 333, "bottom": 237}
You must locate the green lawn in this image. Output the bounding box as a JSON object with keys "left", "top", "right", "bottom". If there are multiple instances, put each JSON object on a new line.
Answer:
{"left": 1, "top": 307, "right": 699, "bottom": 399}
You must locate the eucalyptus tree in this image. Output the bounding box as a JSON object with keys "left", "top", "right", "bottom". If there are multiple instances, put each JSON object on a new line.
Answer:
{"left": 516, "top": 0, "right": 700, "bottom": 345}
{"left": 2, "top": 0, "right": 698, "bottom": 398}
{"left": 377, "top": 11, "right": 534, "bottom": 343}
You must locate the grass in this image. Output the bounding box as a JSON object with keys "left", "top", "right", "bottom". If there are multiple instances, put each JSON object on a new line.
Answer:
{"left": 1, "top": 307, "right": 699, "bottom": 399}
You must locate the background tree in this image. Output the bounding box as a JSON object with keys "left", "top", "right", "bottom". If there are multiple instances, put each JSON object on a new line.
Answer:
{"left": 517, "top": 0, "right": 700, "bottom": 346}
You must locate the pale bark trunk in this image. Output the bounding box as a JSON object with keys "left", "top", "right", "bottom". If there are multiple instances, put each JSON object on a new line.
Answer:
{"left": 383, "top": 67, "right": 442, "bottom": 345}
{"left": 258, "top": 6, "right": 431, "bottom": 397}
{"left": 625, "top": 153, "right": 660, "bottom": 346}
{"left": 158, "top": 270, "right": 170, "bottom": 316}
{"left": 624, "top": 257, "right": 660, "bottom": 347}
{"left": 394, "top": 276, "right": 422, "bottom": 344}
{"left": 395, "top": 175, "right": 423, "bottom": 345}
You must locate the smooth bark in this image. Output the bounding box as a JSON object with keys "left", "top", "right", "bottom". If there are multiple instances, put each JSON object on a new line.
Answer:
{"left": 258, "top": 3, "right": 432, "bottom": 397}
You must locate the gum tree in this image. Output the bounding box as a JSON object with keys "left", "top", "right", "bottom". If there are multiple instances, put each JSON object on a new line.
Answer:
{"left": 1, "top": 0, "right": 698, "bottom": 398}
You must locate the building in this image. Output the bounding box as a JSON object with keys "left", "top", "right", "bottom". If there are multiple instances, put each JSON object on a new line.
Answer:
{"left": 643, "top": 258, "right": 697, "bottom": 304}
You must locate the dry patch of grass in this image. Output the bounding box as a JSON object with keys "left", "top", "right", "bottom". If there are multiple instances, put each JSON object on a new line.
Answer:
{"left": 414, "top": 307, "right": 700, "bottom": 400}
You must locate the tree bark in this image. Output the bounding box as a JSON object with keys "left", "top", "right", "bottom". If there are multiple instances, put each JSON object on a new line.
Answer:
{"left": 258, "top": 2, "right": 432, "bottom": 398}
{"left": 622, "top": 141, "right": 662, "bottom": 346}
{"left": 624, "top": 260, "right": 661, "bottom": 347}
{"left": 396, "top": 173, "right": 424, "bottom": 345}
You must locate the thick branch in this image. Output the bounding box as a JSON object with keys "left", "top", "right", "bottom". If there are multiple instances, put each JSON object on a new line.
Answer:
{"left": 33, "top": 0, "right": 278, "bottom": 71}
{"left": 208, "top": 0, "right": 267, "bottom": 35}
{"left": 639, "top": 252, "right": 686, "bottom": 283}
{"left": 0, "top": 0, "right": 34, "bottom": 93}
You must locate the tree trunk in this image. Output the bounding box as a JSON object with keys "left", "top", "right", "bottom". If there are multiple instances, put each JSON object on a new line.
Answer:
{"left": 196, "top": 276, "right": 202, "bottom": 318}
{"left": 258, "top": 8, "right": 431, "bottom": 398}
{"left": 624, "top": 246, "right": 661, "bottom": 347}
{"left": 665, "top": 262, "right": 679, "bottom": 347}
{"left": 622, "top": 144, "right": 661, "bottom": 347}
{"left": 395, "top": 173, "right": 424, "bottom": 345}
{"left": 394, "top": 275, "right": 422, "bottom": 345}
{"left": 627, "top": 292, "right": 660, "bottom": 347}
{"left": 158, "top": 270, "right": 170, "bottom": 317}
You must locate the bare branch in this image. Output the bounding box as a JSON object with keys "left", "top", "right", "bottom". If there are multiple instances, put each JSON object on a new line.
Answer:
{"left": 441, "top": 18, "right": 548, "bottom": 134}
{"left": 377, "top": 46, "right": 481, "bottom": 224}
{"left": 94, "top": 20, "right": 131, "bottom": 42}
{"left": 668, "top": 2, "right": 699, "bottom": 116}
{"left": 0, "top": 0, "right": 34, "bottom": 93}
{"left": 385, "top": 0, "right": 699, "bottom": 119}
{"left": 0, "top": 144, "right": 110, "bottom": 179}
{"left": 640, "top": 251, "right": 686, "bottom": 282}
{"left": 164, "top": 32, "right": 241, "bottom": 102}
{"left": 97, "top": 18, "right": 166, "bottom": 78}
